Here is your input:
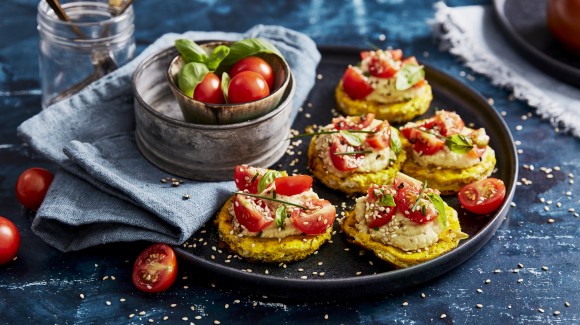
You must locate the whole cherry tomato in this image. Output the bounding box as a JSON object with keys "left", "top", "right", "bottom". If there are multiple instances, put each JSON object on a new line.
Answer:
{"left": 228, "top": 71, "right": 270, "bottom": 103}
{"left": 0, "top": 216, "right": 20, "bottom": 265}
{"left": 193, "top": 72, "right": 224, "bottom": 104}
{"left": 16, "top": 168, "right": 54, "bottom": 211}
{"left": 229, "top": 56, "right": 275, "bottom": 90}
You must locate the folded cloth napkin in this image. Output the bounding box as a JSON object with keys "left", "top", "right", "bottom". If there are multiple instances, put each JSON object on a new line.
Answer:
{"left": 433, "top": 2, "right": 580, "bottom": 138}
{"left": 17, "top": 25, "right": 321, "bottom": 252}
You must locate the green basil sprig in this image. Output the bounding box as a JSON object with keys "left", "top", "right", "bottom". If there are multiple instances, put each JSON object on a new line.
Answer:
{"left": 396, "top": 64, "right": 424, "bottom": 91}
{"left": 414, "top": 127, "right": 474, "bottom": 154}
{"left": 175, "top": 39, "right": 208, "bottom": 64}
{"left": 177, "top": 62, "right": 209, "bottom": 97}
{"left": 275, "top": 205, "right": 287, "bottom": 229}
{"left": 221, "top": 38, "right": 284, "bottom": 66}
{"left": 340, "top": 130, "right": 363, "bottom": 146}
{"left": 426, "top": 193, "right": 447, "bottom": 229}
{"left": 257, "top": 170, "right": 283, "bottom": 194}
{"left": 390, "top": 130, "right": 402, "bottom": 155}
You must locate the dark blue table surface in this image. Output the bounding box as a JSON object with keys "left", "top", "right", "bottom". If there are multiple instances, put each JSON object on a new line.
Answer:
{"left": 1, "top": 0, "right": 578, "bottom": 324}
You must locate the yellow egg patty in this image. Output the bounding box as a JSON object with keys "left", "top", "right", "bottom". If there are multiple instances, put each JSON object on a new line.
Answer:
{"left": 335, "top": 81, "right": 433, "bottom": 124}
{"left": 341, "top": 204, "right": 468, "bottom": 268}
{"left": 307, "top": 128, "right": 409, "bottom": 195}
{"left": 215, "top": 197, "right": 333, "bottom": 263}
{"left": 402, "top": 147, "right": 497, "bottom": 195}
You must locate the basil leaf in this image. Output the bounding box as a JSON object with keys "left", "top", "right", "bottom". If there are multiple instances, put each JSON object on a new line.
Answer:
{"left": 379, "top": 193, "right": 396, "bottom": 207}
{"left": 427, "top": 193, "right": 447, "bottom": 229}
{"left": 221, "top": 38, "right": 283, "bottom": 66}
{"left": 446, "top": 134, "right": 473, "bottom": 154}
{"left": 177, "top": 62, "right": 209, "bottom": 97}
{"left": 206, "top": 45, "right": 231, "bottom": 71}
{"left": 175, "top": 39, "right": 208, "bottom": 64}
{"left": 390, "top": 130, "right": 402, "bottom": 155}
{"left": 340, "top": 130, "right": 362, "bottom": 146}
{"left": 221, "top": 72, "right": 231, "bottom": 102}
{"left": 395, "top": 64, "right": 424, "bottom": 91}
{"left": 257, "top": 170, "right": 282, "bottom": 194}
{"left": 275, "top": 205, "right": 287, "bottom": 229}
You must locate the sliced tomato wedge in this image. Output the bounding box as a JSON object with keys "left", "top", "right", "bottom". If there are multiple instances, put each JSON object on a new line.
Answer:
{"left": 132, "top": 243, "right": 177, "bottom": 293}
{"left": 365, "top": 185, "right": 397, "bottom": 228}
{"left": 342, "top": 67, "right": 374, "bottom": 100}
{"left": 402, "top": 56, "right": 418, "bottom": 66}
{"left": 393, "top": 174, "right": 438, "bottom": 224}
{"left": 433, "top": 110, "right": 464, "bottom": 136}
{"left": 367, "top": 55, "right": 398, "bottom": 78}
{"left": 400, "top": 127, "right": 445, "bottom": 155}
{"left": 333, "top": 113, "right": 375, "bottom": 130}
{"left": 291, "top": 199, "right": 336, "bottom": 235}
{"left": 365, "top": 121, "right": 391, "bottom": 149}
{"left": 233, "top": 194, "right": 273, "bottom": 232}
{"left": 274, "top": 175, "right": 313, "bottom": 196}
{"left": 330, "top": 137, "right": 364, "bottom": 172}
{"left": 458, "top": 178, "right": 506, "bottom": 215}
{"left": 389, "top": 49, "right": 403, "bottom": 61}
{"left": 234, "top": 165, "right": 267, "bottom": 194}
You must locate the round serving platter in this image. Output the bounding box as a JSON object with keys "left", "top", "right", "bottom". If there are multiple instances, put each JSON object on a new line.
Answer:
{"left": 493, "top": 0, "right": 580, "bottom": 88}
{"left": 173, "top": 46, "right": 518, "bottom": 302}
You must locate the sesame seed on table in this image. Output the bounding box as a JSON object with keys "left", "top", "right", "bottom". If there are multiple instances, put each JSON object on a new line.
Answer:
{"left": 1, "top": 0, "right": 579, "bottom": 324}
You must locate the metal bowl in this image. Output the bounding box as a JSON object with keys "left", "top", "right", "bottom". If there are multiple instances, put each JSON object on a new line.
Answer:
{"left": 166, "top": 41, "right": 291, "bottom": 125}
{"left": 132, "top": 47, "right": 295, "bottom": 181}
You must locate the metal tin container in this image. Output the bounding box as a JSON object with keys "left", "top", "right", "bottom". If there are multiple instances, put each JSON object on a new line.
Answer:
{"left": 132, "top": 47, "right": 294, "bottom": 181}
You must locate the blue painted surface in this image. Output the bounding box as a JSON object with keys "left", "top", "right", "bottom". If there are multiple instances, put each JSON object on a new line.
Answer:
{"left": 0, "top": 0, "right": 578, "bottom": 324}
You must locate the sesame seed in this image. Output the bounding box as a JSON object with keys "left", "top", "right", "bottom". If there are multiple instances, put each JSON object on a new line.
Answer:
{"left": 139, "top": 311, "right": 146, "bottom": 316}
{"left": 324, "top": 314, "right": 329, "bottom": 320}
{"left": 513, "top": 269, "right": 520, "bottom": 273}
{"left": 171, "top": 304, "right": 177, "bottom": 308}
{"left": 195, "top": 316, "right": 203, "bottom": 319}
{"left": 518, "top": 263, "right": 524, "bottom": 268}
{"left": 517, "top": 279, "right": 523, "bottom": 283}
{"left": 148, "top": 319, "right": 154, "bottom": 323}
{"left": 485, "top": 279, "right": 491, "bottom": 283}
{"left": 79, "top": 293, "right": 85, "bottom": 299}
{"left": 477, "top": 289, "right": 483, "bottom": 293}
{"left": 548, "top": 218, "right": 555, "bottom": 223}
{"left": 214, "top": 320, "right": 221, "bottom": 324}
{"left": 421, "top": 293, "right": 426, "bottom": 298}
{"left": 163, "top": 316, "right": 168, "bottom": 320}
{"left": 129, "top": 314, "right": 135, "bottom": 318}
{"left": 476, "top": 304, "right": 483, "bottom": 309}
{"left": 106, "top": 301, "right": 111, "bottom": 305}
{"left": 544, "top": 206, "right": 550, "bottom": 211}
{"left": 494, "top": 269, "right": 501, "bottom": 274}
{"left": 538, "top": 308, "right": 544, "bottom": 313}
{"left": 402, "top": 301, "right": 409, "bottom": 306}
{"left": 440, "top": 314, "right": 447, "bottom": 319}
{"left": 515, "top": 125, "right": 523, "bottom": 131}
{"left": 565, "top": 302, "right": 570, "bottom": 307}
{"left": 554, "top": 311, "right": 560, "bottom": 316}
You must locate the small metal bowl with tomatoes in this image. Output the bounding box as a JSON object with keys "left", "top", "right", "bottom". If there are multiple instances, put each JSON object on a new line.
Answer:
{"left": 166, "top": 40, "right": 292, "bottom": 125}
{"left": 132, "top": 45, "right": 295, "bottom": 181}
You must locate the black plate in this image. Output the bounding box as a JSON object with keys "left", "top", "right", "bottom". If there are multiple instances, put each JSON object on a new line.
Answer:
{"left": 493, "top": 0, "right": 580, "bottom": 88}
{"left": 174, "top": 46, "right": 518, "bottom": 302}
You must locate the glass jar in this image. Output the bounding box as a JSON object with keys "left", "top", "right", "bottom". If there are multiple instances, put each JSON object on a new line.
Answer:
{"left": 37, "top": 0, "right": 136, "bottom": 108}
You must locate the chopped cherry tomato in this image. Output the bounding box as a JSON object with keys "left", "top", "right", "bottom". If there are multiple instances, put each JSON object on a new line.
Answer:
{"left": 468, "top": 146, "right": 487, "bottom": 158}
{"left": 389, "top": 49, "right": 403, "bottom": 60}
{"left": 400, "top": 127, "right": 445, "bottom": 155}
{"left": 433, "top": 110, "right": 464, "bottom": 136}
{"left": 16, "top": 167, "right": 54, "bottom": 211}
{"left": 393, "top": 174, "right": 438, "bottom": 224}
{"left": 274, "top": 175, "right": 313, "bottom": 196}
{"left": 342, "top": 67, "right": 374, "bottom": 100}
{"left": 228, "top": 71, "right": 270, "bottom": 103}
{"left": 229, "top": 56, "right": 274, "bottom": 90}
{"left": 330, "top": 137, "right": 364, "bottom": 172}
{"left": 365, "top": 121, "right": 391, "bottom": 149}
{"left": 0, "top": 216, "right": 20, "bottom": 265}
{"left": 458, "top": 178, "right": 506, "bottom": 215}
{"left": 193, "top": 72, "right": 224, "bottom": 104}
{"left": 132, "top": 243, "right": 177, "bottom": 293}
{"left": 291, "top": 199, "right": 336, "bottom": 235}
{"left": 332, "top": 113, "right": 375, "bottom": 130}
{"left": 365, "top": 185, "right": 397, "bottom": 228}
{"left": 367, "top": 55, "right": 398, "bottom": 78}
{"left": 233, "top": 194, "right": 273, "bottom": 232}
{"left": 402, "top": 56, "right": 418, "bottom": 65}
{"left": 234, "top": 165, "right": 268, "bottom": 194}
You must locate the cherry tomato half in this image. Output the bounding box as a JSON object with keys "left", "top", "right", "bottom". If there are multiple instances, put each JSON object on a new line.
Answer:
{"left": 0, "top": 216, "right": 20, "bottom": 265}
{"left": 132, "top": 243, "right": 177, "bottom": 293}
{"left": 433, "top": 110, "right": 464, "bottom": 137}
{"left": 233, "top": 194, "right": 273, "bottom": 232}
{"left": 365, "top": 121, "right": 391, "bottom": 150}
{"left": 332, "top": 113, "right": 375, "bottom": 130}
{"left": 291, "top": 199, "right": 336, "bottom": 235}
{"left": 16, "top": 167, "right": 54, "bottom": 211}
{"left": 229, "top": 56, "right": 274, "bottom": 90}
{"left": 367, "top": 55, "right": 398, "bottom": 78}
{"left": 400, "top": 127, "right": 445, "bottom": 156}
{"left": 234, "top": 165, "right": 268, "bottom": 194}
{"left": 228, "top": 71, "right": 270, "bottom": 104}
{"left": 365, "top": 185, "right": 397, "bottom": 228}
{"left": 342, "top": 67, "right": 374, "bottom": 100}
{"left": 330, "top": 137, "right": 364, "bottom": 172}
{"left": 193, "top": 72, "right": 224, "bottom": 104}
{"left": 458, "top": 178, "right": 506, "bottom": 215}
{"left": 393, "top": 174, "right": 439, "bottom": 224}
{"left": 274, "top": 175, "right": 313, "bottom": 196}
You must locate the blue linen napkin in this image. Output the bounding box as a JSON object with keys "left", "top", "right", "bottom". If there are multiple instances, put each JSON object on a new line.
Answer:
{"left": 17, "top": 25, "right": 321, "bottom": 252}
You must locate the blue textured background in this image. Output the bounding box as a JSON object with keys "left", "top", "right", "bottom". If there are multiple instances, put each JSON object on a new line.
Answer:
{"left": 1, "top": 0, "right": 578, "bottom": 324}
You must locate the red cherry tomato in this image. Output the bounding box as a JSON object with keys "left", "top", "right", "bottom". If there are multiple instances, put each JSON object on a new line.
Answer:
{"left": 228, "top": 71, "right": 270, "bottom": 104}
{"left": 234, "top": 165, "right": 268, "bottom": 194}
{"left": 16, "top": 167, "right": 54, "bottom": 211}
{"left": 365, "top": 185, "right": 397, "bottom": 228}
{"left": 332, "top": 113, "right": 375, "bottom": 130}
{"left": 393, "top": 175, "right": 439, "bottom": 224}
{"left": 290, "top": 199, "right": 336, "bottom": 235}
{"left": 402, "top": 56, "right": 418, "bottom": 66}
{"left": 132, "top": 243, "right": 177, "bottom": 293}
{"left": 233, "top": 194, "right": 274, "bottom": 232}
{"left": 433, "top": 110, "right": 464, "bottom": 136}
{"left": 400, "top": 127, "right": 445, "bottom": 155}
{"left": 274, "top": 175, "right": 313, "bottom": 196}
{"left": 365, "top": 121, "right": 391, "bottom": 150}
{"left": 458, "top": 178, "right": 506, "bottom": 215}
{"left": 342, "top": 67, "right": 374, "bottom": 100}
{"left": 329, "top": 137, "right": 364, "bottom": 172}
{"left": 367, "top": 55, "right": 398, "bottom": 78}
{"left": 547, "top": 0, "right": 580, "bottom": 54}
{"left": 229, "top": 56, "right": 274, "bottom": 90}
{"left": 0, "top": 216, "right": 20, "bottom": 265}
{"left": 389, "top": 49, "right": 403, "bottom": 61}
{"left": 193, "top": 72, "right": 224, "bottom": 104}
{"left": 468, "top": 146, "right": 487, "bottom": 158}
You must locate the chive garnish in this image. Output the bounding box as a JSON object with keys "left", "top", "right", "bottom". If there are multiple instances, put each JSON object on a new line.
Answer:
{"left": 333, "top": 150, "right": 373, "bottom": 155}
{"left": 287, "top": 130, "right": 376, "bottom": 140}
{"left": 233, "top": 192, "right": 308, "bottom": 210}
